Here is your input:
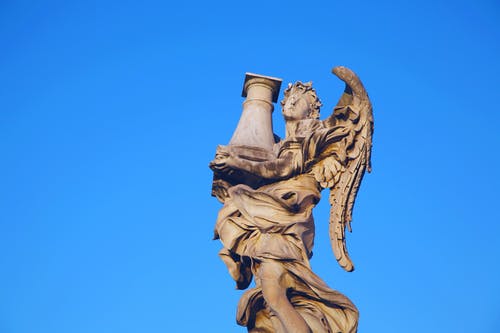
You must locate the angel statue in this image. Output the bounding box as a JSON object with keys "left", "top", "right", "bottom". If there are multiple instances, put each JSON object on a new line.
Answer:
{"left": 209, "top": 66, "right": 373, "bottom": 333}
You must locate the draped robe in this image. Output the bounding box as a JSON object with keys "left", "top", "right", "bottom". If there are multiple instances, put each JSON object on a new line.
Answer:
{"left": 214, "top": 124, "right": 359, "bottom": 333}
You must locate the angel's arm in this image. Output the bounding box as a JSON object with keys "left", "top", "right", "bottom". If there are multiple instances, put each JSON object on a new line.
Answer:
{"left": 210, "top": 150, "right": 297, "bottom": 180}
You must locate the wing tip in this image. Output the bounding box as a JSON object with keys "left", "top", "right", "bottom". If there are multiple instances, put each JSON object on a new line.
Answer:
{"left": 339, "top": 257, "right": 355, "bottom": 272}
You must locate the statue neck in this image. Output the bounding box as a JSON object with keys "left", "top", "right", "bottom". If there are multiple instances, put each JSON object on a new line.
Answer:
{"left": 285, "top": 120, "right": 300, "bottom": 138}
{"left": 285, "top": 118, "right": 321, "bottom": 138}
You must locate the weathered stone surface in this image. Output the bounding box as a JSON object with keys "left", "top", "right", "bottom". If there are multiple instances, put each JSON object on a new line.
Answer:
{"left": 210, "top": 66, "right": 373, "bottom": 333}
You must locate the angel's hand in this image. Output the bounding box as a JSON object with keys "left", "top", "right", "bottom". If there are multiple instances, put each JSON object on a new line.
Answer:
{"left": 214, "top": 145, "right": 231, "bottom": 160}
{"left": 211, "top": 145, "right": 231, "bottom": 170}
{"left": 209, "top": 155, "right": 238, "bottom": 175}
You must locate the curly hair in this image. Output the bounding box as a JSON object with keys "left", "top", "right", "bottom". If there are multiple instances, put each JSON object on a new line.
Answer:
{"left": 281, "top": 81, "right": 322, "bottom": 119}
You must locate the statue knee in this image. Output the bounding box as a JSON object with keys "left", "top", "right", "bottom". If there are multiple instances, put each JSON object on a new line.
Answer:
{"left": 263, "top": 286, "right": 288, "bottom": 313}
{"left": 258, "top": 261, "right": 285, "bottom": 280}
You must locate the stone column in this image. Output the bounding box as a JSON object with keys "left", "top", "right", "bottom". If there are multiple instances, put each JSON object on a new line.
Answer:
{"left": 229, "top": 73, "right": 282, "bottom": 153}
{"left": 212, "top": 73, "right": 282, "bottom": 200}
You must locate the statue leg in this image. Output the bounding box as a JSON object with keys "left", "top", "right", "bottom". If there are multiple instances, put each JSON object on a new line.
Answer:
{"left": 258, "top": 261, "right": 312, "bottom": 333}
{"left": 268, "top": 308, "right": 285, "bottom": 333}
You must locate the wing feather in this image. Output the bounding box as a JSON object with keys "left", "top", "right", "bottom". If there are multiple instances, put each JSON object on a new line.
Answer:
{"left": 309, "top": 66, "right": 373, "bottom": 272}
{"left": 329, "top": 66, "right": 373, "bottom": 272}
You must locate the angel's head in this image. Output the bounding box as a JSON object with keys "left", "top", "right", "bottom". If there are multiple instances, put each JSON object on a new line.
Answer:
{"left": 281, "top": 81, "right": 322, "bottom": 121}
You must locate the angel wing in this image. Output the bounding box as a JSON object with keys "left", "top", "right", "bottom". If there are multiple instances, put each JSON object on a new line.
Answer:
{"left": 309, "top": 66, "right": 373, "bottom": 272}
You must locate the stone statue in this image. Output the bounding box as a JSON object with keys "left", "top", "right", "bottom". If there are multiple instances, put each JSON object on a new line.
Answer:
{"left": 209, "top": 66, "right": 373, "bottom": 333}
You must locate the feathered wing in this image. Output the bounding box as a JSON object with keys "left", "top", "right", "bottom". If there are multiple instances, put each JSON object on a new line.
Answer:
{"left": 309, "top": 66, "right": 373, "bottom": 272}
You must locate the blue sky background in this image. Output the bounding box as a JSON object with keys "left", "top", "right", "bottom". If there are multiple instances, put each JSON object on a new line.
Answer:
{"left": 1, "top": 1, "right": 499, "bottom": 332}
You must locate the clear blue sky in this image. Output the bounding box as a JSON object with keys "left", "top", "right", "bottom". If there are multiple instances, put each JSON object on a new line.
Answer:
{"left": 1, "top": 1, "right": 499, "bottom": 332}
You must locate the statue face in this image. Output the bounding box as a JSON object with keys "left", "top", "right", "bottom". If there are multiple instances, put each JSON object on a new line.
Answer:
{"left": 282, "top": 92, "right": 310, "bottom": 120}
